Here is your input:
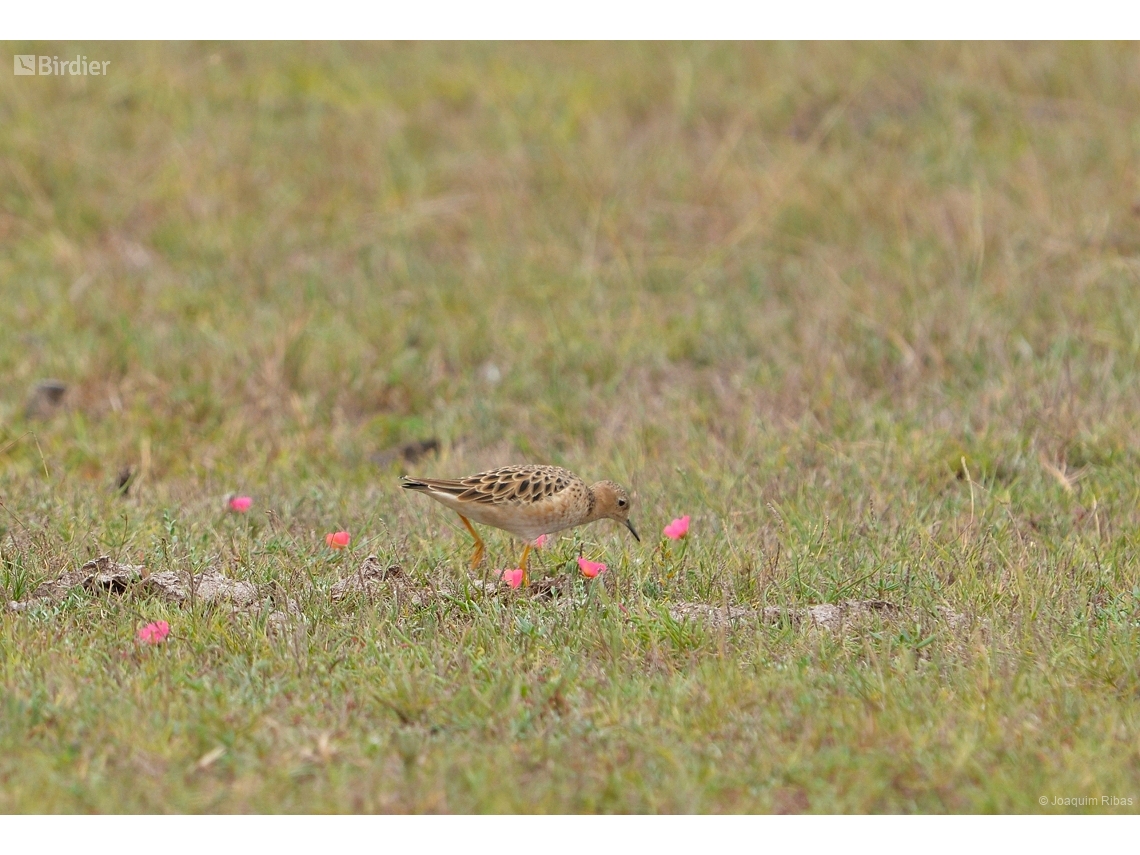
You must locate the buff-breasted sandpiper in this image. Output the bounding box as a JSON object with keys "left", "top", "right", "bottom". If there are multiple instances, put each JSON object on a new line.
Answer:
{"left": 400, "top": 464, "right": 639, "bottom": 584}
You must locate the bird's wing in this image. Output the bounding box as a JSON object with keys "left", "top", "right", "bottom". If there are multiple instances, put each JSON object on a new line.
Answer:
{"left": 401, "top": 466, "right": 576, "bottom": 505}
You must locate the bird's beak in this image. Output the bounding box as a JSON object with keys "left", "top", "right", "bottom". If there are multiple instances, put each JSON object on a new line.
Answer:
{"left": 625, "top": 519, "right": 640, "bottom": 542}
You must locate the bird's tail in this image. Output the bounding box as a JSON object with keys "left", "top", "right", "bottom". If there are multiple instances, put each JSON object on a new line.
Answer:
{"left": 400, "top": 476, "right": 430, "bottom": 491}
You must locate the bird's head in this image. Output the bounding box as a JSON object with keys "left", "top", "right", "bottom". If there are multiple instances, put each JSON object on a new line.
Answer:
{"left": 591, "top": 480, "right": 639, "bottom": 542}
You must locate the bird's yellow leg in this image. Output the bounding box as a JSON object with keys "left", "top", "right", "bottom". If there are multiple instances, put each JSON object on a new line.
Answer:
{"left": 517, "top": 543, "right": 532, "bottom": 586}
{"left": 457, "top": 514, "right": 485, "bottom": 569}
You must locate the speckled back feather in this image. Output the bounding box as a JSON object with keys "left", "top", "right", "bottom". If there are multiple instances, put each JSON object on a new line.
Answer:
{"left": 401, "top": 465, "right": 581, "bottom": 506}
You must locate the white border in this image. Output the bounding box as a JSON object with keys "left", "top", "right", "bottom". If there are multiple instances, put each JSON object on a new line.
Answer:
{"left": 3, "top": 816, "right": 1137, "bottom": 855}
{"left": 3, "top": 1, "right": 1140, "bottom": 40}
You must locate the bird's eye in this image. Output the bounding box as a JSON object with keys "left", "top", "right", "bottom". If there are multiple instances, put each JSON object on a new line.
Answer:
{"left": 617, "top": 498, "right": 627, "bottom": 508}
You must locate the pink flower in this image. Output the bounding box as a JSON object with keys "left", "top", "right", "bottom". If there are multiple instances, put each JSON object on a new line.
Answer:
{"left": 228, "top": 495, "right": 253, "bottom": 513}
{"left": 326, "top": 531, "right": 350, "bottom": 549}
{"left": 533, "top": 534, "right": 549, "bottom": 549}
{"left": 577, "top": 558, "right": 606, "bottom": 579}
{"left": 663, "top": 515, "right": 690, "bottom": 540}
{"left": 500, "top": 568, "right": 524, "bottom": 589}
{"left": 138, "top": 621, "right": 170, "bottom": 644}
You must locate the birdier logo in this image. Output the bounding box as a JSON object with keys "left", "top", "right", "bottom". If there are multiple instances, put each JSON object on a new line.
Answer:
{"left": 13, "top": 55, "right": 111, "bottom": 76}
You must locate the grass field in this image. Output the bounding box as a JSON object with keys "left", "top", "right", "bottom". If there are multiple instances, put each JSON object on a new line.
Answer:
{"left": 2, "top": 42, "right": 1140, "bottom": 813}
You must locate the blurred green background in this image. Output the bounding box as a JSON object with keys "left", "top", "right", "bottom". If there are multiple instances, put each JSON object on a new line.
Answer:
{"left": 1, "top": 42, "right": 1139, "bottom": 812}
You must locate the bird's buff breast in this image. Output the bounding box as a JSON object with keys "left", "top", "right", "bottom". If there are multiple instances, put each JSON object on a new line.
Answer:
{"left": 459, "top": 498, "right": 580, "bottom": 541}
